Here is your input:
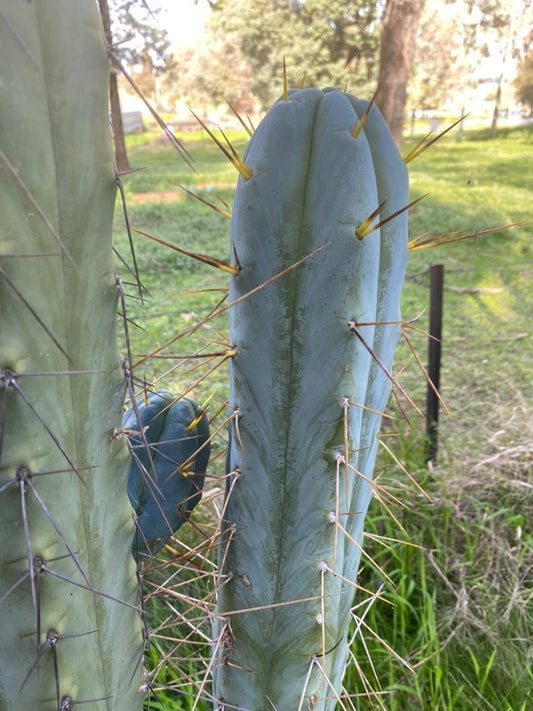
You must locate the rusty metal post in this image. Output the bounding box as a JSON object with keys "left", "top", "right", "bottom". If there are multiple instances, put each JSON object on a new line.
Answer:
{"left": 426, "top": 264, "right": 444, "bottom": 463}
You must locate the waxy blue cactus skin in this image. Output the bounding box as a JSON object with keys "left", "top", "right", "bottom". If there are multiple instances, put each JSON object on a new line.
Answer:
{"left": 213, "top": 87, "right": 409, "bottom": 710}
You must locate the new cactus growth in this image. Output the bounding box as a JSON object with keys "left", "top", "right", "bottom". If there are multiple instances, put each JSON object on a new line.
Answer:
{"left": 0, "top": 2, "right": 143, "bottom": 708}
{"left": 213, "top": 87, "right": 410, "bottom": 709}
{"left": 125, "top": 391, "right": 210, "bottom": 558}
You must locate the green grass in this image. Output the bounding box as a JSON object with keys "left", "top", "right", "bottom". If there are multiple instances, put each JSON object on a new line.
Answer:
{"left": 115, "top": 121, "right": 533, "bottom": 710}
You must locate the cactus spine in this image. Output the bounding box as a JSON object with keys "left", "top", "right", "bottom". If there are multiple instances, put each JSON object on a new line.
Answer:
{"left": 213, "top": 88, "right": 409, "bottom": 709}
{"left": 0, "top": 2, "right": 143, "bottom": 709}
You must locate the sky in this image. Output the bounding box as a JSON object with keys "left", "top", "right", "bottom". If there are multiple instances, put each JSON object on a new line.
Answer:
{"left": 149, "top": 0, "right": 211, "bottom": 48}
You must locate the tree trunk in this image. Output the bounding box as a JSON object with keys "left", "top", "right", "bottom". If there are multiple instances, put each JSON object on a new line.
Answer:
{"left": 98, "top": 0, "right": 130, "bottom": 172}
{"left": 375, "top": 0, "right": 425, "bottom": 148}
{"left": 109, "top": 69, "right": 130, "bottom": 172}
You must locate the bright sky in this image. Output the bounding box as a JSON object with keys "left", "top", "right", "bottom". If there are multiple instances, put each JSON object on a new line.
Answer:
{"left": 149, "top": 0, "right": 211, "bottom": 48}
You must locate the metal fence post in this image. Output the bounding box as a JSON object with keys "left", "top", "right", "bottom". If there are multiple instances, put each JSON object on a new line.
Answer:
{"left": 426, "top": 264, "right": 444, "bottom": 464}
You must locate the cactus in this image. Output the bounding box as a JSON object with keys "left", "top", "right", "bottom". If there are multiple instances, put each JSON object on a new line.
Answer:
{"left": 0, "top": 2, "right": 143, "bottom": 709}
{"left": 213, "top": 87, "right": 410, "bottom": 709}
{"left": 125, "top": 391, "right": 210, "bottom": 559}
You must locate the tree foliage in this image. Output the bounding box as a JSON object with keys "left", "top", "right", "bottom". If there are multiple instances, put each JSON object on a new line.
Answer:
{"left": 206, "top": 0, "right": 381, "bottom": 107}
{"left": 409, "top": 0, "right": 532, "bottom": 116}
{"left": 109, "top": 0, "right": 173, "bottom": 73}
{"left": 410, "top": 1, "right": 464, "bottom": 111}
{"left": 108, "top": 0, "right": 175, "bottom": 102}
{"left": 515, "top": 51, "right": 533, "bottom": 112}
{"left": 167, "top": 27, "right": 254, "bottom": 112}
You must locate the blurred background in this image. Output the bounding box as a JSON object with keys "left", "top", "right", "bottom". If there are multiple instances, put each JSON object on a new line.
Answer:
{"left": 103, "top": 0, "right": 532, "bottom": 137}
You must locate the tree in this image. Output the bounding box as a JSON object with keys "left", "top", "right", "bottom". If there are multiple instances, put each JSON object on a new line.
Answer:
{"left": 409, "top": 0, "right": 465, "bottom": 113}
{"left": 375, "top": 0, "right": 426, "bottom": 147}
{"left": 207, "top": 0, "right": 381, "bottom": 108}
{"left": 435, "top": 1, "right": 533, "bottom": 134}
{"left": 483, "top": 0, "right": 533, "bottom": 135}
{"left": 515, "top": 51, "right": 533, "bottom": 114}
{"left": 108, "top": 1, "right": 172, "bottom": 65}
{"left": 97, "top": 0, "right": 175, "bottom": 171}
{"left": 110, "top": 0, "right": 175, "bottom": 100}
{"left": 98, "top": 0, "right": 130, "bottom": 172}
{"left": 168, "top": 33, "right": 255, "bottom": 115}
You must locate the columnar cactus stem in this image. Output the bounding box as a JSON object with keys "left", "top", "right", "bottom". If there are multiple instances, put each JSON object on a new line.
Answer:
{"left": 0, "top": 2, "right": 143, "bottom": 709}
{"left": 213, "top": 88, "right": 409, "bottom": 709}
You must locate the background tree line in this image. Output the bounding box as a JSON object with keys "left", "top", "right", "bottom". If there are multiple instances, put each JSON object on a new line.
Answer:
{"left": 102, "top": 0, "right": 532, "bottom": 163}
{"left": 171, "top": 1, "right": 530, "bottom": 114}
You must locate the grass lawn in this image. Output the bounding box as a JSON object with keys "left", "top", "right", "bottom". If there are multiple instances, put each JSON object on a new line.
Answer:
{"left": 115, "top": 118, "right": 532, "bottom": 710}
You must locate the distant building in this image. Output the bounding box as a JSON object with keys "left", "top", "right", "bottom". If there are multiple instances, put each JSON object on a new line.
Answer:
{"left": 122, "top": 111, "right": 144, "bottom": 134}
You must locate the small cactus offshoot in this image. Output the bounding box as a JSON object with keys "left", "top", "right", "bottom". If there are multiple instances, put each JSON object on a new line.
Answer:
{"left": 124, "top": 391, "right": 210, "bottom": 559}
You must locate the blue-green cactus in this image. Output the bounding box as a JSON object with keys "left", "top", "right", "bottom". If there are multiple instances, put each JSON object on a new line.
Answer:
{"left": 125, "top": 391, "right": 210, "bottom": 558}
{"left": 213, "top": 87, "right": 409, "bottom": 709}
